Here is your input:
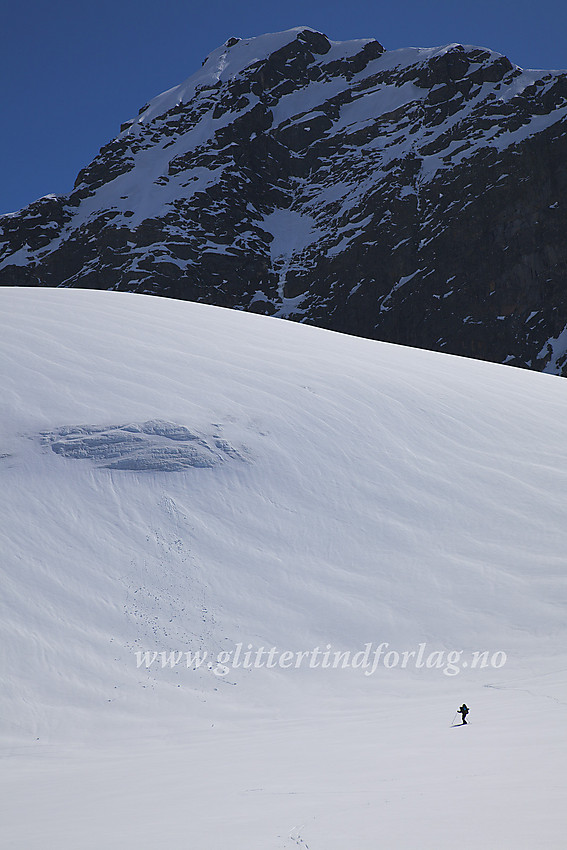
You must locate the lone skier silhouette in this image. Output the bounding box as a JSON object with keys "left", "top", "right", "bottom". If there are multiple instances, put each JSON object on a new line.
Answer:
{"left": 457, "top": 703, "right": 469, "bottom": 725}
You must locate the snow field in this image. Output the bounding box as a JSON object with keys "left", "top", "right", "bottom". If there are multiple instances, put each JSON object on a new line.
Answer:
{"left": 1, "top": 287, "right": 566, "bottom": 847}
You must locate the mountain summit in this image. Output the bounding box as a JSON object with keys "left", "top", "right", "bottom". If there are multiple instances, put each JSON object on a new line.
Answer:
{"left": 2, "top": 27, "right": 567, "bottom": 373}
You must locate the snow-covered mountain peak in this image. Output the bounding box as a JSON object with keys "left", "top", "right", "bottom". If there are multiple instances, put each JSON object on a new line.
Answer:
{"left": 2, "top": 28, "right": 567, "bottom": 377}
{"left": 129, "top": 29, "right": 521, "bottom": 135}
{"left": 130, "top": 27, "right": 381, "bottom": 129}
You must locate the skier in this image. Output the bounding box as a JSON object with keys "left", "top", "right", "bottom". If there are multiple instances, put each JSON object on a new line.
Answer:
{"left": 457, "top": 703, "right": 469, "bottom": 724}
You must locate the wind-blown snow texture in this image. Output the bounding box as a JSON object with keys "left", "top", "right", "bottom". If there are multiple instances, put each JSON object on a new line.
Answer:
{"left": 1, "top": 287, "right": 567, "bottom": 848}
{"left": 2, "top": 28, "right": 567, "bottom": 375}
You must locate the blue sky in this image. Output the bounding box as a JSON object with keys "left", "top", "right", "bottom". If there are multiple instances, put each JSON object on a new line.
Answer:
{"left": 2, "top": 0, "right": 566, "bottom": 214}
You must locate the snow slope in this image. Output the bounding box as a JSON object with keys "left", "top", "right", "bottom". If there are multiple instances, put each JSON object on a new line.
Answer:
{"left": 1, "top": 287, "right": 567, "bottom": 848}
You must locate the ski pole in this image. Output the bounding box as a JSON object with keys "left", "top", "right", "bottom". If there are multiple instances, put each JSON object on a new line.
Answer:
{"left": 450, "top": 711, "right": 458, "bottom": 726}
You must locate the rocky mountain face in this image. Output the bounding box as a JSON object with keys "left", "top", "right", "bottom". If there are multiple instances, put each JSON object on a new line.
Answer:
{"left": 2, "top": 27, "right": 567, "bottom": 373}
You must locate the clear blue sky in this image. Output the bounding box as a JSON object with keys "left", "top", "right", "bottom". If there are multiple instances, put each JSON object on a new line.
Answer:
{"left": 2, "top": 0, "right": 566, "bottom": 214}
